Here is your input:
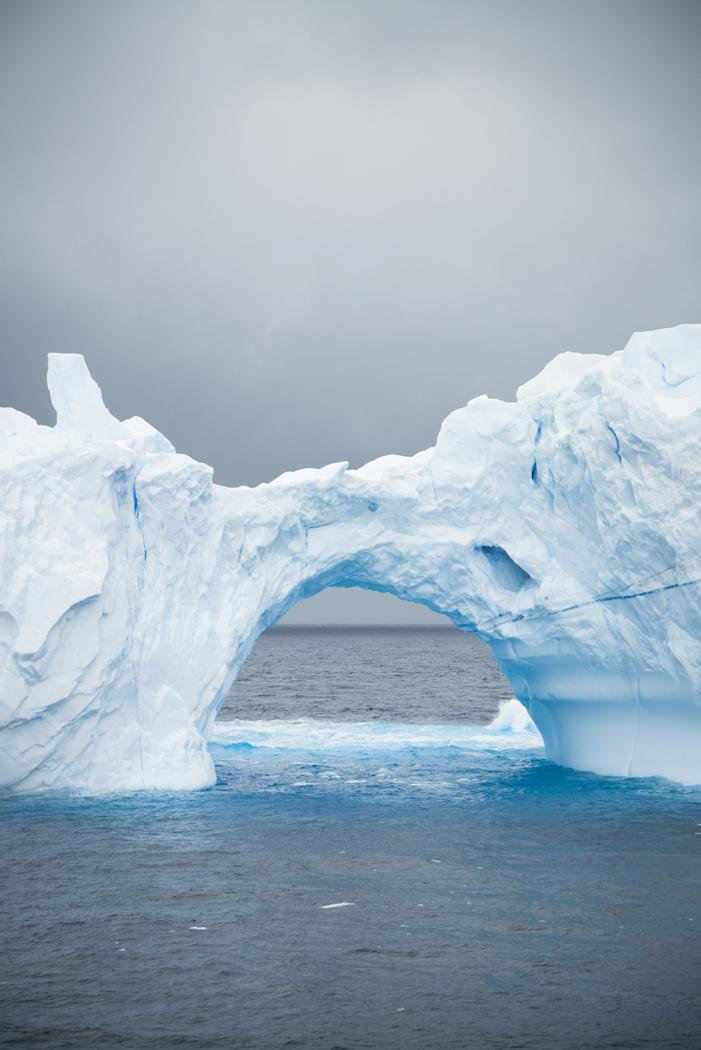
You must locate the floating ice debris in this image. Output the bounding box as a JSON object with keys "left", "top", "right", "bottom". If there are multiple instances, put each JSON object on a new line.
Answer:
{"left": 189, "top": 925, "right": 208, "bottom": 930}
{"left": 320, "top": 902, "right": 355, "bottom": 910}
{"left": 487, "top": 697, "right": 537, "bottom": 733}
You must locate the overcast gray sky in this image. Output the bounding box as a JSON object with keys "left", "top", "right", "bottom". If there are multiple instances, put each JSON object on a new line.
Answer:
{"left": 1, "top": 0, "right": 699, "bottom": 623}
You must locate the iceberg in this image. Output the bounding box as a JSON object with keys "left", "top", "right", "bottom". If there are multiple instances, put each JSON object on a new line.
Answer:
{"left": 1, "top": 324, "right": 701, "bottom": 793}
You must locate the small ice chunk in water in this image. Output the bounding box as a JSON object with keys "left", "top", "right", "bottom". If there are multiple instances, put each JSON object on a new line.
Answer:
{"left": 189, "top": 925, "right": 208, "bottom": 930}
{"left": 320, "top": 902, "right": 355, "bottom": 909}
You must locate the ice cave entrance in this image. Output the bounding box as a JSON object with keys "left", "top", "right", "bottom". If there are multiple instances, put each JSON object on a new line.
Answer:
{"left": 217, "top": 589, "right": 513, "bottom": 726}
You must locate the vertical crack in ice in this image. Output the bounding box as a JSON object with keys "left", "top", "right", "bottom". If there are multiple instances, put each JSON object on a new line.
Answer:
{"left": 132, "top": 472, "right": 147, "bottom": 560}
{"left": 606, "top": 424, "right": 622, "bottom": 463}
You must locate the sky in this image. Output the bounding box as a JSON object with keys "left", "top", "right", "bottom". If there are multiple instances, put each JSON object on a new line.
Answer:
{"left": 1, "top": 0, "right": 700, "bottom": 623}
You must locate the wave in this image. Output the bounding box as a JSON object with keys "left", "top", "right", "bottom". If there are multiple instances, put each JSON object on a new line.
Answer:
{"left": 210, "top": 698, "right": 542, "bottom": 753}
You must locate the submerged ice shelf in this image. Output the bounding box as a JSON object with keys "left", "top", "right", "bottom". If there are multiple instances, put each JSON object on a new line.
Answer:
{"left": 2, "top": 325, "right": 701, "bottom": 793}
{"left": 208, "top": 701, "right": 545, "bottom": 798}
{"left": 211, "top": 698, "right": 542, "bottom": 753}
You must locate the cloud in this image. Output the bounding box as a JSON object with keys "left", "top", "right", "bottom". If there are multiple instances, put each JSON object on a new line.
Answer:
{"left": 1, "top": 0, "right": 699, "bottom": 619}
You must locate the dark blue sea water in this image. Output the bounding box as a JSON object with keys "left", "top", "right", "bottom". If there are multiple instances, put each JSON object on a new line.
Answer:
{"left": 2, "top": 627, "right": 700, "bottom": 1049}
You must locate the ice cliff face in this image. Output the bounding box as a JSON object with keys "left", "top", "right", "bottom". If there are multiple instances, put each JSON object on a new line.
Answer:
{"left": 2, "top": 325, "right": 701, "bottom": 792}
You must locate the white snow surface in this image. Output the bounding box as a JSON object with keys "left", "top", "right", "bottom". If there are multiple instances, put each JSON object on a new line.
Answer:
{"left": 2, "top": 325, "right": 701, "bottom": 793}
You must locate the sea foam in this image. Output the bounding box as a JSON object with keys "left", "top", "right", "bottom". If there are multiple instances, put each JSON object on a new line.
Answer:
{"left": 210, "top": 698, "right": 542, "bottom": 754}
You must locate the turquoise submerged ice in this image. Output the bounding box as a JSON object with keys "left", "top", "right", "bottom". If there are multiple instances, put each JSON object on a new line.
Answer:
{"left": 2, "top": 324, "right": 701, "bottom": 792}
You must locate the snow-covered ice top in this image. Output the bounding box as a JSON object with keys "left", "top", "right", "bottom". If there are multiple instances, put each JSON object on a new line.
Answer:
{"left": 2, "top": 325, "right": 701, "bottom": 793}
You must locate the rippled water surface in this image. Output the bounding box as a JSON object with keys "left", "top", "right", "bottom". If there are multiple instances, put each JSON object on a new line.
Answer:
{"left": 2, "top": 627, "right": 700, "bottom": 1049}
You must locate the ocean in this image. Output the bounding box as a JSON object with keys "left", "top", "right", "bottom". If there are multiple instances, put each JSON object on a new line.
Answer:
{"left": 2, "top": 626, "right": 700, "bottom": 1049}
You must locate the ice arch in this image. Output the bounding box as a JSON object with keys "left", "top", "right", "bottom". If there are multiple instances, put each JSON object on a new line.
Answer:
{"left": 2, "top": 324, "right": 701, "bottom": 792}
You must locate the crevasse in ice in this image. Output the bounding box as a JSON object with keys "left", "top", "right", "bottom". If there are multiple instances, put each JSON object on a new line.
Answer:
{"left": 2, "top": 325, "right": 700, "bottom": 792}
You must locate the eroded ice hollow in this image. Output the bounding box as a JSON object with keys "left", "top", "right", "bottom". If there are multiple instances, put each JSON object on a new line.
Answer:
{"left": 1, "top": 325, "right": 701, "bottom": 793}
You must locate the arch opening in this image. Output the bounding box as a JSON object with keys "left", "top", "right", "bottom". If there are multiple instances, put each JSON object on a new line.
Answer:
{"left": 218, "top": 587, "right": 514, "bottom": 728}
